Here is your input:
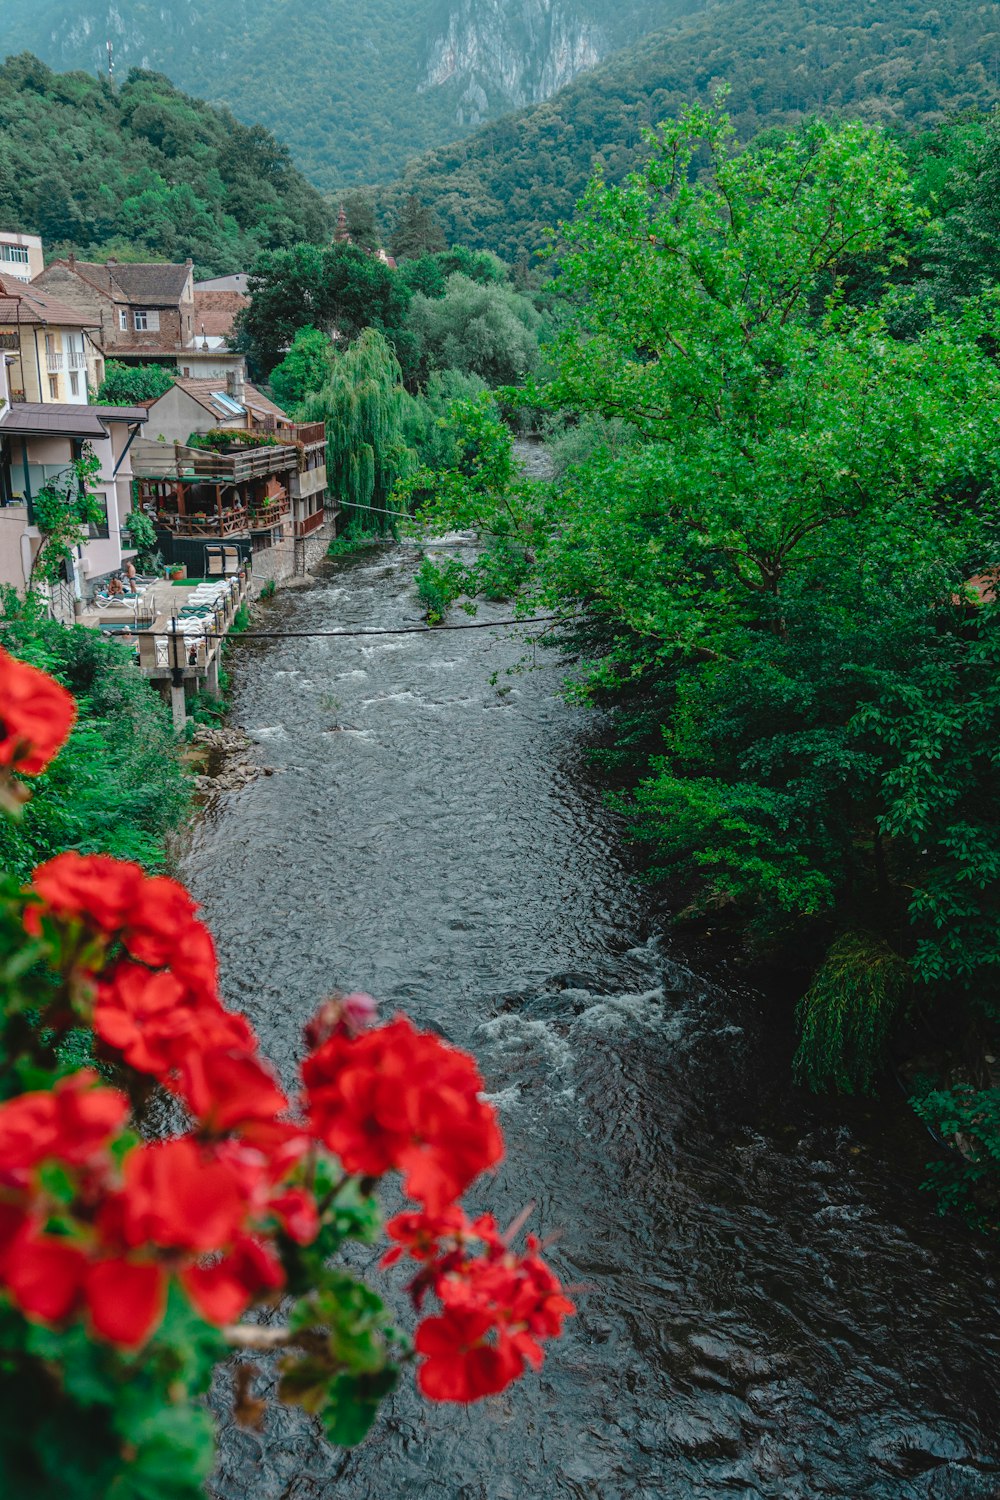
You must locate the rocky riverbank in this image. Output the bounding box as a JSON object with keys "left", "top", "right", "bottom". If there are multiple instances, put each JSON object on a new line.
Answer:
{"left": 189, "top": 724, "right": 274, "bottom": 795}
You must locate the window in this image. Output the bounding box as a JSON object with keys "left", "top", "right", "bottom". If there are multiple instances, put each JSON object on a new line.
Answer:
{"left": 119, "top": 310, "right": 127, "bottom": 331}
{"left": 69, "top": 371, "right": 80, "bottom": 397}
{"left": 0, "top": 243, "right": 29, "bottom": 265}
{"left": 48, "top": 376, "right": 58, "bottom": 399}
{"left": 133, "top": 310, "right": 160, "bottom": 332}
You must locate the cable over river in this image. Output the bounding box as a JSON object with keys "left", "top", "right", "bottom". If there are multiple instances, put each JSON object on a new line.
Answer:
{"left": 184, "top": 543, "right": 1000, "bottom": 1500}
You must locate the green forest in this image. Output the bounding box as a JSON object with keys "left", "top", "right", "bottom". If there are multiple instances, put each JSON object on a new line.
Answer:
{"left": 0, "top": 55, "right": 330, "bottom": 274}
{"left": 0, "top": 0, "right": 701, "bottom": 188}
{"left": 383, "top": 0, "right": 1000, "bottom": 262}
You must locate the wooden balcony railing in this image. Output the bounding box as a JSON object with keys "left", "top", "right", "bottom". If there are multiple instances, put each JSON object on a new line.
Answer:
{"left": 249, "top": 494, "right": 290, "bottom": 528}
{"left": 295, "top": 508, "right": 327, "bottom": 538}
{"left": 156, "top": 506, "right": 249, "bottom": 538}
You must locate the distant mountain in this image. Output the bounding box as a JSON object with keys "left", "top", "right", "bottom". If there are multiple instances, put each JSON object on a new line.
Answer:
{"left": 0, "top": 0, "right": 704, "bottom": 187}
{"left": 0, "top": 55, "right": 329, "bottom": 275}
{"left": 384, "top": 0, "right": 1000, "bottom": 263}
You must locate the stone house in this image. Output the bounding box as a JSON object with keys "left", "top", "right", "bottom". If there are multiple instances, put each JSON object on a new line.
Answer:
{"left": 33, "top": 257, "right": 245, "bottom": 382}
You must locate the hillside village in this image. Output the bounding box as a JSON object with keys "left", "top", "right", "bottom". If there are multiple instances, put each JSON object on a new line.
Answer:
{"left": 0, "top": 228, "right": 338, "bottom": 726}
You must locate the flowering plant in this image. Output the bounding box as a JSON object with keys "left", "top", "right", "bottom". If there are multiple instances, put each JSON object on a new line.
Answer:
{"left": 0, "top": 646, "right": 572, "bottom": 1498}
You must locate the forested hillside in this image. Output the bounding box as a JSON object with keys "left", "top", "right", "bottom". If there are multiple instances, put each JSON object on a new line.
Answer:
{"left": 0, "top": 0, "right": 700, "bottom": 187}
{"left": 0, "top": 55, "right": 330, "bottom": 273}
{"left": 384, "top": 0, "right": 1000, "bottom": 262}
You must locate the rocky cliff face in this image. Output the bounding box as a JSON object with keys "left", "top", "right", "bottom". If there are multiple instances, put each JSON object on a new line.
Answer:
{"left": 1, "top": 0, "right": 691, "bottom": 184}
{"left": 422, "top": 0, "right": 607, "bottom": 126}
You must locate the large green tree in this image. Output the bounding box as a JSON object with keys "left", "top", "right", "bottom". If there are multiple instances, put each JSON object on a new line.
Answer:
{"left": 406, "top": 104, "right": 1000, "bottom": 1092}
{"left": 408, "top": 274, "right": 540, "bottom": 386}
{"left": 237, "top": 243, "right": 411, "bottom": 376}
{"left": 298, "top": 329, "right": 417, "bottom": 533}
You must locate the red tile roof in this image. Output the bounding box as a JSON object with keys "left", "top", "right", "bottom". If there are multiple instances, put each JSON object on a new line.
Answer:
{"left": 193, "top": 290, "right": 249, "bottom": 340}
{"left": 0, "top": 272, "right": 98, "bottom": 329}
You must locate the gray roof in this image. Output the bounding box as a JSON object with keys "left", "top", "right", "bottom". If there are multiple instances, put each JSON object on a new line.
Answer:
{"left": 0, "top": 402, "right": 147, "bottom": 438}
{"left": 48, "top": 260, "right": 192, "bottom": 306}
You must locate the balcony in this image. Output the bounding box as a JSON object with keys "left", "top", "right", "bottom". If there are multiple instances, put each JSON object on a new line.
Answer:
{"left": 289, "top": 464, "right": 327, "bottom": 500}
{"left": 155, "top": 503, "right": 250, "bottom": 538}
{"left": 67, "top": 348, "right": 87, "bottom": 371}
{"left": 295, "top": 509, "right": 327, "bottom": 538}
{"left": 249, "top": 492, "right": 289, "bottom": 530}
{"left": 45, "top": 351, "right": 64, "bottom": 373}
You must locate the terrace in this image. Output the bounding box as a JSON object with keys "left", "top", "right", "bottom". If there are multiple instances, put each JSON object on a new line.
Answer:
{"left": 134, "top": 438, "right": 295, "bottom": 540}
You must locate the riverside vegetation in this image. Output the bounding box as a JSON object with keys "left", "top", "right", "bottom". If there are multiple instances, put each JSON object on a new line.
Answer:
{"left": 395, "top": 103, "right": 1000, "bottom": 1228}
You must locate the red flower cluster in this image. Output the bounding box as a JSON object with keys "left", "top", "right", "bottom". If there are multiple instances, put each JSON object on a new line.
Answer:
{"left": 0, "top": 645, "right": 76, "bottom": 778}
{"left": 385, "top": 1208, "right": 575, "bottom": 1402}
{"left": 302, "top": 1015, "right": 503, "bottom": 1211}
{"left": 302, "top": 1015, "right": 572, "bottom": 1403}
{"left": 0, "top": 645, "right": 572, "bottom": 1414}
{"left": 0, "top": 1075, "right": 310, "bottom": 1347}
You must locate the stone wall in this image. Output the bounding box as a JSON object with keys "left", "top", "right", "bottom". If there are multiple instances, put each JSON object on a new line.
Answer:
{"left": 246, "top": 521, "right": 333, "bottom": 597}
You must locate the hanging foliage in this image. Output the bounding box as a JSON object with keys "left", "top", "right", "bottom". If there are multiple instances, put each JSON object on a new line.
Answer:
{"left": 298, "top": 330, "right": 417, "bottom": 534}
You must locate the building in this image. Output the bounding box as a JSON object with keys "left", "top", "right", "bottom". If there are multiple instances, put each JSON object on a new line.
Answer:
{"left": 0, "top": 273, "right": 103, "bottom": 405}
{"left": 32, "top": 256, "right": 245, "bottom": 382}
{"left": 194, "top": 273, "right": 250, "bottom": 295}
{"left": 0, "top": 350, "right": 147, "bottom": 614}
{"left": 192, "top": 288, "right": 249, "bottom": 357}
{"left": 0, "top": 232, "right": 44, "bottom": 284}
{"left": 131, "top": 374, "right": 329, "bottom": 576}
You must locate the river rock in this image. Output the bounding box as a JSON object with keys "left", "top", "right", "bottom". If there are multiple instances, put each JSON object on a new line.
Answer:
{"left": 191, "top": 724, "right": 272, "bottom": 794}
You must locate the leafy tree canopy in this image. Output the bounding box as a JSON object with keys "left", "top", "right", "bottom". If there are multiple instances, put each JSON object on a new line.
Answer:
{"left": 403, "top": 104, "right": 1000, "bottom": 1095}
{"left": 0, "top": 54, "right": 330, "bottom": 274}
{"left": 96, "top": 362, "right": 175, "bottom": 406}
{"left": 269, "top": 326, "right": 334, "bottom": 411}
{"left": 237, "top": 244, "right": 412, "bottom": 377}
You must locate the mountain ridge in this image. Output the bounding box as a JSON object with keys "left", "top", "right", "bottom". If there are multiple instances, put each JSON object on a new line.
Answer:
{"left": 383, "top": 0, "right": 1000, "bottom": 262}
{"left": 0, "top": 0, "right": 702, "bottom": 186}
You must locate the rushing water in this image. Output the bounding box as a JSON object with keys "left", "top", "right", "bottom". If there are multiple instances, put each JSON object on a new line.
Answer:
{"left": 184, "top": 539, "right": 1000, "bottom": 1500}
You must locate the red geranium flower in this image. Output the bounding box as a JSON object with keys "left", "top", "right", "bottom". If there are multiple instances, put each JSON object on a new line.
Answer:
{"left": 25, "top": 852, "right": 144, "bottom": 939}
{"left": 122, "top": 876, "right": 203, "bottom": 969}
{"left": 0, "top": 1071, "right": 127, "bottom": 1187}
{"left": 181, "top": 1233, "right": 284, "bottom": 1325}
{"left": 3, "top": 1228, "right": 88, "bottom": 1325}
{"left": 85, "top": 1257, "right": 167, "bottom": 1348}
{"left": 414, "top": 1307, "right": 523, "bottom": 1402}
{"left": 0, "top": 646, "right": 76, "bottom": 776}
{"left": 302, "top": 1016, "right": 503, "bottom": 1211}
{"left": 175, "top": 1047, "right": 289, "bottom": 1136}
{"left": 121, "top": 1137, "right": 261, "bottom": 1253}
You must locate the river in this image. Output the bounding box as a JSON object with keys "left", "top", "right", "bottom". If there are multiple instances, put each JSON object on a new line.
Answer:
{"left": 184, "top": 540, "right": 1000, "bottom": 1500}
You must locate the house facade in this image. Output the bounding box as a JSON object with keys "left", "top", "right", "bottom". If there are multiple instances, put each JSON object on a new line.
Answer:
{"left": 132, "top": 375, "right": 328, "bottom": 574}
{"left": 0, "top": 273, "right": 103, "bottom": 405}
{"left": 0, "top": 232, "right": 44, "bottom": 285}
{"left": 33, "top": 257, "right": 245, "bottom": 382}
{"left": 0, "top": 351, "right": 147, "bottom": 613}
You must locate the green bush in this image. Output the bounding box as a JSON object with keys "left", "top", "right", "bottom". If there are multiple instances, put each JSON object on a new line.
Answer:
{"left": 911, "top": 1082, "right": 1000, "bottom": 1233}
{"left": 0, "top": 591, "right": 189, "bottom": 879}
{"left": 793, "top": 934, "right": 911, "bottom": 1094}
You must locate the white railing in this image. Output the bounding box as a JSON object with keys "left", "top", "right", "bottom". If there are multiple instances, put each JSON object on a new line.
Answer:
{"left": 67, "top": 348, "right": 87, "bottom": 371}
{"left": 46, "top": 351, "right": 64, "bottom": 373}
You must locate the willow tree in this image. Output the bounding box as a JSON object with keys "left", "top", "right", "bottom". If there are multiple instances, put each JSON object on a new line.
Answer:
{"left": 298, "top": 329, "right": 416, "bottom": 533}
